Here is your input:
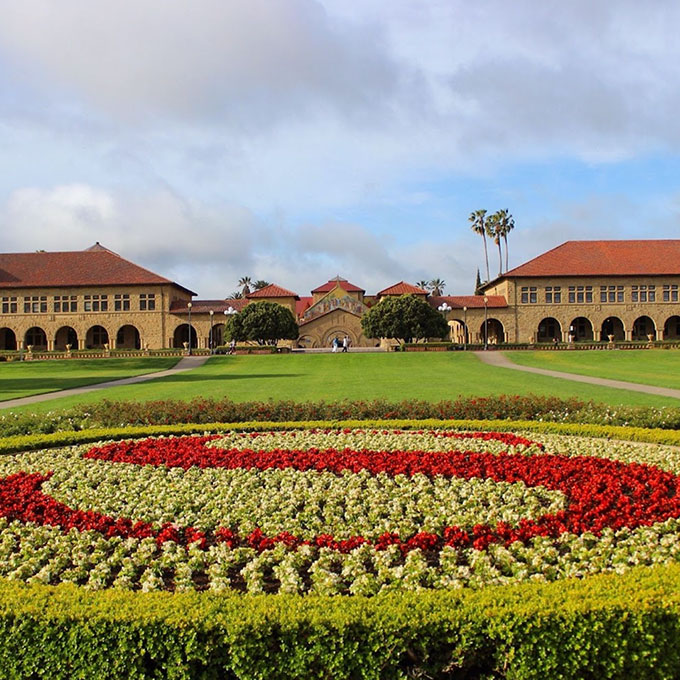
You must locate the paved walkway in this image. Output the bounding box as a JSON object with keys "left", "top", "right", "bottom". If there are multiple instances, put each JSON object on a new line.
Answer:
{"left": 0, "top": 355, "right": 211, "bottom": 410}
{"left": 474, "top": 351, "right": 680, "bottom": 400}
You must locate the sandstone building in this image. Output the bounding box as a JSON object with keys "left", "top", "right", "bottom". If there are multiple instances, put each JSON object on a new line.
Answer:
{"left": 1, "top": 240, "right": 679, "bottom": 351}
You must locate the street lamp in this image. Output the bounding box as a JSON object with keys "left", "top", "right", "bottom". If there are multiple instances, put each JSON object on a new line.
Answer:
{"left": 187, "top": 302, "right": 193, "bottom": 356}
{"left": 209, "top": 310, "right": 214, "bottom": 354}
{"left": 224, "top": 306, "right": 237, "bottom": 350}
{"left": 483, "top": 296, "right": 489, "bottom": 350}
{"left": 463, "top": 306, "right": 468, "bottom": 350}
{"left": 438, "top": 302, "right": 452, "bottom": 342}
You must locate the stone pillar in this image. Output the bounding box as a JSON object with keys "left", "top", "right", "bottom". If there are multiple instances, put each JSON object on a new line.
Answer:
{"left": 593, "top": 330, "right": 601, "bottom": 342}
{"left": 79, "top": 338, "right": 86, "bottom": 350}
{"left": 625, "top": 329, "right": 633, "bottom": 341}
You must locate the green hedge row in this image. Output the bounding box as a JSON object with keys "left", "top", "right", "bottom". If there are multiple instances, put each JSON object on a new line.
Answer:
{"left": 2, "top": 417, "right": 680, "bottom": 455}
{"left": 0, "top": 564, "right": 679, "bottom": 679}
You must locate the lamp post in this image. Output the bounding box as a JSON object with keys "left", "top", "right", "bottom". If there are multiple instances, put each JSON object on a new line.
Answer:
{"left": 483, "top": 296, "right": 489, "bottom": 350}
{"left": 224, "top": 306, "right": 237, "bottom": 350}
{"left": 438, "top": 302, "right": 452, "bottom": 342}
{"left": 187, "top": 302, "right": 193, "bottom": 356}
{"left": 463, "top": 306, "right": 468, "bottom": 350}
{"left": 209, "top": 310, "right": 214, "bottom": 354}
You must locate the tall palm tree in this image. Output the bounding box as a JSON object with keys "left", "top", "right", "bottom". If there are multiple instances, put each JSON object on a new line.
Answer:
{"left": 429, "top": 278, "right": 446, "bottom": 296}
{"left": 228, "top": 291, "right": 243, "bottom": 300}
{"left": 469, "top": 209, "right": 490, "bottom": 282}
{"left": 415, "top": 280, "right": 430, "bottom": 291}
{"left": 498, "top": 209, "right": 515, "bottom": 272}
{"left": 253, "top": 280, "right": 270, "bottom": 290}
{"left": 238, "top": 276, "right": 252, "bottom": 296}
{"left": 486, "top": 212, "right": 503, "bottom": 277}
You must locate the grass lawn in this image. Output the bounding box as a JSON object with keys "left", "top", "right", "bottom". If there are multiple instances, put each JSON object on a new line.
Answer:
{"left": 0, "top": 357, "right": 180, "bottom": 402}
{"left": 3, "top": 352, "right": 680, "bottom": 414}
{"left": 505, "top": 350, "right": 680, "bottom": 390}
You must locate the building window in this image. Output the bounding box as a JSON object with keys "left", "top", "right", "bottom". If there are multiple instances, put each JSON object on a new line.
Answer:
{"left": 601, "top": 285, "right": 625, "bottom": 303}
{"left": 545, "top": 286, "right": 561, "bottom": 304}
{"left": 23, "top": 296, "right": 47, "bottom": 313}
{"left": 632, "top": 285, "right": 654, "bottom": 303}
{"left": 140, "top": 293, "right": 156, "bottom": 311}
{"left": 84, "top": 294, "right": 108, "bottom": 312}
{"left": 54, "top": 295, "right": 77, "bottom": 313}
{"left": 663, "top": 284, "right": 679, "bottom": 302}
{"left": 1, "top": 296, "right": 17, "bottom": 314}
{"left": 521, "top": 286, "right": 537, "bottom": 304}
{"left": 114, "top": 294, "right": 130, "bottom": 311}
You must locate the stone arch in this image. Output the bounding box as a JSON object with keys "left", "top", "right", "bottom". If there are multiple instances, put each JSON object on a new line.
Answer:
{"left": 568, "top": 317, "right": 593, "bottom": 342}
{"left": 632, "top": 315, "right": 656, "bottom": 341}
{"left": 601, "top": 316, "right": 625, "bottom": 342}
{"left": 537, "top": 317, "right": 561, "bottom": 343}
{"left": 54, "top": 326, "right": 78, "bottom": 351}
{"left": 322, "top": 327, "right": 357, "bottom": 348}
{"left": 480, "top": 318, "right": 505, "bottom": 344}
{"left": 116, "top": 324, "right": 141, "bottom": 349}
{"left": 297, "top": 335, "right": 317, "bottom": 349}
{"left": 449, "top": 318, "right": 469, "bottom": 344}
{"left": 24, "top": 326, "right": 47, "bottom": 350}
{"left": 173, "top": 323, "right": 197, "bottom": 349}
{"left": 86, "top": 325, "right": 109, "bottom": 349}
{"left": 0, "top": 327, "right": 17, "bottom": 351}
{"left": 664, "top": 315, "right": 680, "bottom": 340}
{"left": 210, "top": 323, "right": 225, "bottom": 349}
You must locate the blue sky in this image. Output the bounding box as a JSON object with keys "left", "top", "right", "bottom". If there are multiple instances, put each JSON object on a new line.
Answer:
{"left": 1, "top": 0, "right": 679, "bottom": 298}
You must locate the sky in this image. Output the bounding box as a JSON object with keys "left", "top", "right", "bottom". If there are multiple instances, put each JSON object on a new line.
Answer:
{"left": 1, "top": 0, "right": 680, "bottom": 299}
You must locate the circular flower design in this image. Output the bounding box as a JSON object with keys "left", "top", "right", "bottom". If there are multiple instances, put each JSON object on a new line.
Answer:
{"left": 0, "top": 429, "right": 679, "bottom": 594}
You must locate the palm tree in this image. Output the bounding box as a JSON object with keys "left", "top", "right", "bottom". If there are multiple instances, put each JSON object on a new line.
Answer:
{"left": 415, "top": 280, "right": 430, "bottom": 291}
{"left": 497, "top": 209, "right": 515, "bottom": 273}
{"left": 228, "top": 291, "right": 243, "bottom": 300}
{"left": 429, "top": 278, "right": 446, "bottom": 296}
{"left": 238, "top": 276, "right": 252, "bottom": 296}
{"left": 253, "top": 280, "right": 270, "bottom": 290}
{"left": 469, "top": 209, "right": 490, "bottom": 282}
{"left": 486, "top": 212, "right": 503, "bottom": 277}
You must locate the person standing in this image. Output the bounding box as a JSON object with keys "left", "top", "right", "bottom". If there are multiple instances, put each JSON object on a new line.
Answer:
{"left": 332, "top": 337, "right": 339, "bottom": 353}
{"left": 342, "top": 335, "right": 349, "bottom": 352}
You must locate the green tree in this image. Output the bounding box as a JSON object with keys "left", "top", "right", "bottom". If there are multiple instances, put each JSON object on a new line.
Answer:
{"left": 253, "top": 280, "right": 271, "bottom": 290}
{"left": 415, "top": 280, "right": 430, "bottom": 291}
{"left": 361, "top": 294, "right": 448, "bottom": 344}
{"left": 494, "top": 208, "right": 515, "bottom": 273}
{"left": 474, "top": 269, "right": 483, "bottom": 295}
{"left": 469, "top": 209, "right": 490, "bottom": 282}
{"left": 227, "top": 301, "right": 298, "bottom": 346}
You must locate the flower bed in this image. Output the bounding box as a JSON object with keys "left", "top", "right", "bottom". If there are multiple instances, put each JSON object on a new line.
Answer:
{"left": 1, "top": 427, "right": 680, "bottom": 595}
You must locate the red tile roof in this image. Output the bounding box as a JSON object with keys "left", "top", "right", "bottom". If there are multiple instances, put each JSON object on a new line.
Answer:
{"left": 312, "top": 276, "right": 364, "bottom": 293}
{"left": 296, "top": 296, "right": 313, "bottom": 317}
{"left": 377, "top": 281, "right": 429, "bottom": 296}
{"left": 503, "top": 240, "right": 680, "bottom": 278}
{"left": 247, "top": 283, "right": 299, "bottom": 299}
{"left": 428, "top": 295, "right": 507, "bottom": 309}
{"left": 0, "top": 244, "right": 196, "bottom": 294}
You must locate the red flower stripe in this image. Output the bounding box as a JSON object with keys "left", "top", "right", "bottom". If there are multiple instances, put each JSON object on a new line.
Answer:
{"left": 0, "top": 433, "right": 678, "bottom": 554}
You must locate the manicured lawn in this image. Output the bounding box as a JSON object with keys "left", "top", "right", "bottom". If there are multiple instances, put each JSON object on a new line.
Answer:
{"left": 0, "top": 358, "right": 179, "bottom": 402}
{"left": 505, "top": 350, "right": 680, "bottom": 390}
{"left": 3, "top": 352, "right": 679, "bottom": 413}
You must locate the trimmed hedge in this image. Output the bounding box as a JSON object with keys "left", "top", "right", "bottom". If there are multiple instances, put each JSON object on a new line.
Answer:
{"left": 0, "top": 564, "right": 679, "bottom": 678}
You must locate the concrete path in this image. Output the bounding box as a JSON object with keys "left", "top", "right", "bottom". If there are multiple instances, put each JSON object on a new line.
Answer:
{"left": 0, "top": 355, "right": 211, "bottom": 410}
{"left": 474, "top": 351, "right": 680, "bottom": 400}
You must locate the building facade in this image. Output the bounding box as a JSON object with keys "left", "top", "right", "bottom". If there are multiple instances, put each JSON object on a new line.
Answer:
{"left": 1, "top": 240, "right": 680, "bottom": 351}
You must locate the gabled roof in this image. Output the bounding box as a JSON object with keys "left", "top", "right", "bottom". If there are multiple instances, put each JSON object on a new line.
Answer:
{"left": 377, "top": 281, "right": 428, "bottom": 296}
{"left": 502, "top": 240, "right": 680, "bottom": 278}
{"left": 428, "top": 295, "right": 507, "bottom": 309}
{"left": 312, "top": 276, "right": 364, "bottom": 294}
{"left": 0, "top": 244, "right": 196, "bottom": 295}
{"left": 298, "top": 305, "right": 363, "bottom": 327}
{"left": 247, "top": 283, "right": 300, "bottom": 300}
{"left": 296, "top": 296, "right": 313, "bottom": 317}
